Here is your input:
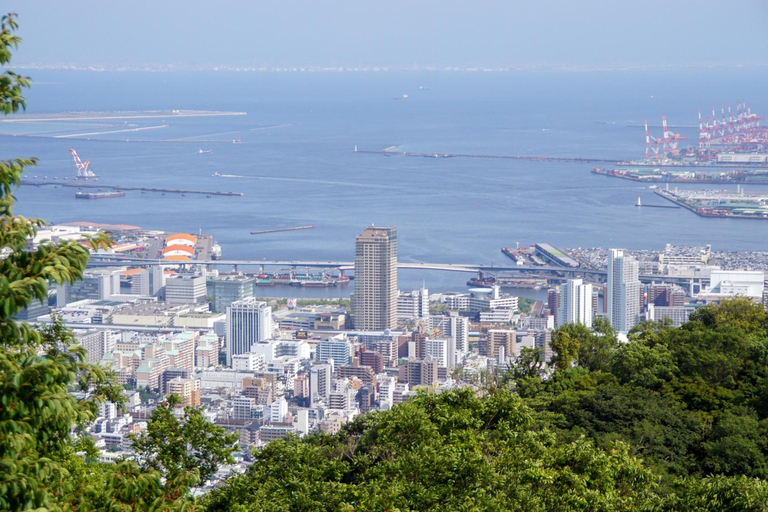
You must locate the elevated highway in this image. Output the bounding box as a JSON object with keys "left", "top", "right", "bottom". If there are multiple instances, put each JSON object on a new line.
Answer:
{"left": 87, "top": 254, "right": 695, "bottom": 285}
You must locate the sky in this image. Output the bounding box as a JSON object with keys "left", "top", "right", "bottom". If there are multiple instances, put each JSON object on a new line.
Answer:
{"left": 8, "top": 1, "right": 768, "bottom": 70}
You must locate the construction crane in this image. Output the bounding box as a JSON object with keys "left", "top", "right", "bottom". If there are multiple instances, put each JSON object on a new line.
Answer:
{"left": 69, "top": 148, "right": 98, "bottom": 179}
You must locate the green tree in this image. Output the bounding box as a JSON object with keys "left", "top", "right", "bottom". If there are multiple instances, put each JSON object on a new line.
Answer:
{"left": 131, "top": 394, "right": 239, "bottom": 485}
{"left": 0, "top": 16, "right": 196, "bottom": 511}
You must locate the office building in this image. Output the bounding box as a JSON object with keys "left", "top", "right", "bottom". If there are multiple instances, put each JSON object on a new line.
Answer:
{"left": 557, "top": 279, "right": 593, "bottom": 328}
{"left": 130, "top": 267, "right": 166, "bottom": 297}
{"left": 225, "top": 298, "right": 272, "bottom": 366}
{"left": 316, "top": 335, "right": 353, "bottom": 367}
{"left": 353, "top": 226, "right": 397, "bottom": 330}
{"left": 165, "top": 275, "right": 206, "bottom": 305}
{"left": 211, "top": 274, "right": 254, "bottom": 313}
{"left": 57, "top": 268, "right": 122, "bottom": 307}
{"left": 607, "top": 249, "right": 642, "bottom": 332}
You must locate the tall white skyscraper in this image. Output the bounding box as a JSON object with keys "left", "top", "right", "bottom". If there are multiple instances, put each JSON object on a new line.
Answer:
{"left": 557, "top": 279, "right": 593, "bottom": 328}
{"left": 225, "top": 298, "right": 272, "bottom": 366}
{"left": 353, "top": 226, "right": 398, "bottom": 330}
{"left": 607, "top": 249, "right": 641, "bottom": 332}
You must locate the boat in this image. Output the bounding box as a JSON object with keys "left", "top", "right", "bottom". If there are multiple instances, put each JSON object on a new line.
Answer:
{"left": 198, "top": 149, "right": 213, "bottom": 154}
{"left": 394, "top": 94, "right": 408, "bottom": 100}
{"left": 75, "top": 191, "right": 125, "bottom": 200}
{"left": 212, "top": 172, "right": 221, "bottom": 177}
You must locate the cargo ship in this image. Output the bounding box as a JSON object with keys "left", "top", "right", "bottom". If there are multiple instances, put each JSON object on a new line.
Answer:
{"left": 75, "top": 191, "right": 125, "bottom": 200}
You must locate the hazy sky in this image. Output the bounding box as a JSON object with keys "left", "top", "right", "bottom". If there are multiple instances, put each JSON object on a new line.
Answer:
{"left": 8, "top": 1, "right": 768, "bottom": 69}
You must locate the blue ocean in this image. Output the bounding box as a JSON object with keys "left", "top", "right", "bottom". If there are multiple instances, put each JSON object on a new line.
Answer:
{"left": 3, "top": 68, "right": 768, "bottom": 293}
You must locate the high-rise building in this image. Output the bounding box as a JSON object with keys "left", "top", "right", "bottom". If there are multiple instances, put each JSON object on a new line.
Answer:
{"left": 225, "top": 298, "right": 272, "bottom": 366}
{"left": 557, "top": 279, "right": 593, "bottom": 328}
{"left": 353, "top": 226, "right": 397, "bottom": 330}
{"left": 211, "top": 274, "right": 254, "bottom": 313}
{"left": 607, "top": 249, "right": 642, "bottom": 332}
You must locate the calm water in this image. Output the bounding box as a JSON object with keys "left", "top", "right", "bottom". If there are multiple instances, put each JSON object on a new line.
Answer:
{"left": 4, "top": 69, "right": 768, "bottom": 293}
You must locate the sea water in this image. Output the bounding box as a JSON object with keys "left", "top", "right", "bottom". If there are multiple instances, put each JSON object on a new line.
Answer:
{"left": 4, "top": 68, "right": 768, "bottom": 293}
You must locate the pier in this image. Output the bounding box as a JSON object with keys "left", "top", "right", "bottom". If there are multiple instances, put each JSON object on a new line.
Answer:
{"left": 356, "top": 148, "right": 623, "bottom": 164}
{"left": 21, "top": 180, "right": 244, "bottom": 197}
{"left": 251, "top": 225, "right": 316, "bottom": 235}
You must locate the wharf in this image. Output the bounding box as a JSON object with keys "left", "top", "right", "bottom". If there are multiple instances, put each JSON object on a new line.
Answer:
{"left": 358, "top": 148, "right": 768, "bottom": 168}
{"left": 21, "top": 180, "right": 244, "bottom": 197}
{"left": 356, "top": 149, "right": 622, "bottom": 164}
{"left": 251, "top": 225, "right": 316, "bottom": 235}
{"left": 653, "top": 189, "right": 768, "bottom": 220}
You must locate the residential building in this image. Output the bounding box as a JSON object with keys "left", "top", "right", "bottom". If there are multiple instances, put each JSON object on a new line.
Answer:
{"left": 558, "top": 278, "right": 593, "bottom": 328}
{"left": 607, "top": 249, "right": 642, "bottom": 332}
{"left": 353, "top": 226, "right": 398, "bottom": 330}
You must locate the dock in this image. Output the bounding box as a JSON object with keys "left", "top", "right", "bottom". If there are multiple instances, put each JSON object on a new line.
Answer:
{"left": 251, "top": 225, "right": 316, "bottom": 235}
{"left": 21, "top": 180, "right": 244, "bottom": 197}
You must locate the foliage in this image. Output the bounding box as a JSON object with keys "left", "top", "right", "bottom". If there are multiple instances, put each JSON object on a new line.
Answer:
{"left": 517, "top": 296, "right": 536, "bottom": 314}
{"left": 0, "top": 15, "right": 204, "bottom": 511}
{"left": 516, "top": 297, "right": 768, "bottom": 485}
{"left": 202, "top": 388, "right": 664, "bottom": 512}
{"left": 131, "top": 394, "right": 239, "bottom": 485}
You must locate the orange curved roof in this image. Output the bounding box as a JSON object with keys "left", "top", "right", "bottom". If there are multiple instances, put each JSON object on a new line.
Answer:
{"left": 162, "top": 244, "right": 195, "bottom": 255}
{"left": 163, "top": 255, "right": 193, "bottom": 261}
{"left": 166, "top": 233, "right": 196, "bottom": 243}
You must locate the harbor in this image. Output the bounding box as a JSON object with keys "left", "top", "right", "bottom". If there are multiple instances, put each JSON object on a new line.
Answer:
{"left": 654, "top": 187, "right": 768, "bottom": 219}
{"left": 593, "top": 166, "right": 768, "bottom": 184}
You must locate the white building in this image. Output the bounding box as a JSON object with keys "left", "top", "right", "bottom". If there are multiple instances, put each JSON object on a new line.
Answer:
{"left": 269, "top": 397, "right": 288, "bottom": 423}
{"left": 231, "top": 352, "right": 267, "bottom": 372}
{"left": 131, "top": 267, "right": 166, "bottom": 297}
{"left": 647, "top": 305, "right": 696, "bottom": 327}
{"left": 316, "top": 335, "right": 352, "bottom": 366}
{"left": 558, "top": 279, "right": 593, "bottom": 328}
{"left": 309, "top": 363, "right": 333, "bottom": 405}
{"left": 701, "top": 270, "right": 765, "bottom": 301}
{"left": 165, "top": 275, "right": 206, "bottom": 304}
{"left": 225, "top": 298, "right": 272, "bottom": 366}
{"left": 607, "top": 249, "right": 642, "bottom": 332}
{"left": 397, "top": 287, "right": 429, "bottom": 320}
{"left": 425, "top": 338, "right": 449, "bottom": 368}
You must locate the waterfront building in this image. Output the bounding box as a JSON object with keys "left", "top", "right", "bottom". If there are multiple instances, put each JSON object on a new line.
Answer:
{"left": 353, "top": 226, "right": 398, "bottom": 331}
{"left": 225, "top": 298, "right": 272, "bottom": 366}
{"left": 557, "top": 279, "right": 593, "bottom": 328}
{"left": 607, "top": 249, "right": 642, "bottom": 332}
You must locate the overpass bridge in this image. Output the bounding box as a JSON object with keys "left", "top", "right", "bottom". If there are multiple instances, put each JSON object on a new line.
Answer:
{"left": 87, "top": 254, "right": 695, "bottom": 286}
